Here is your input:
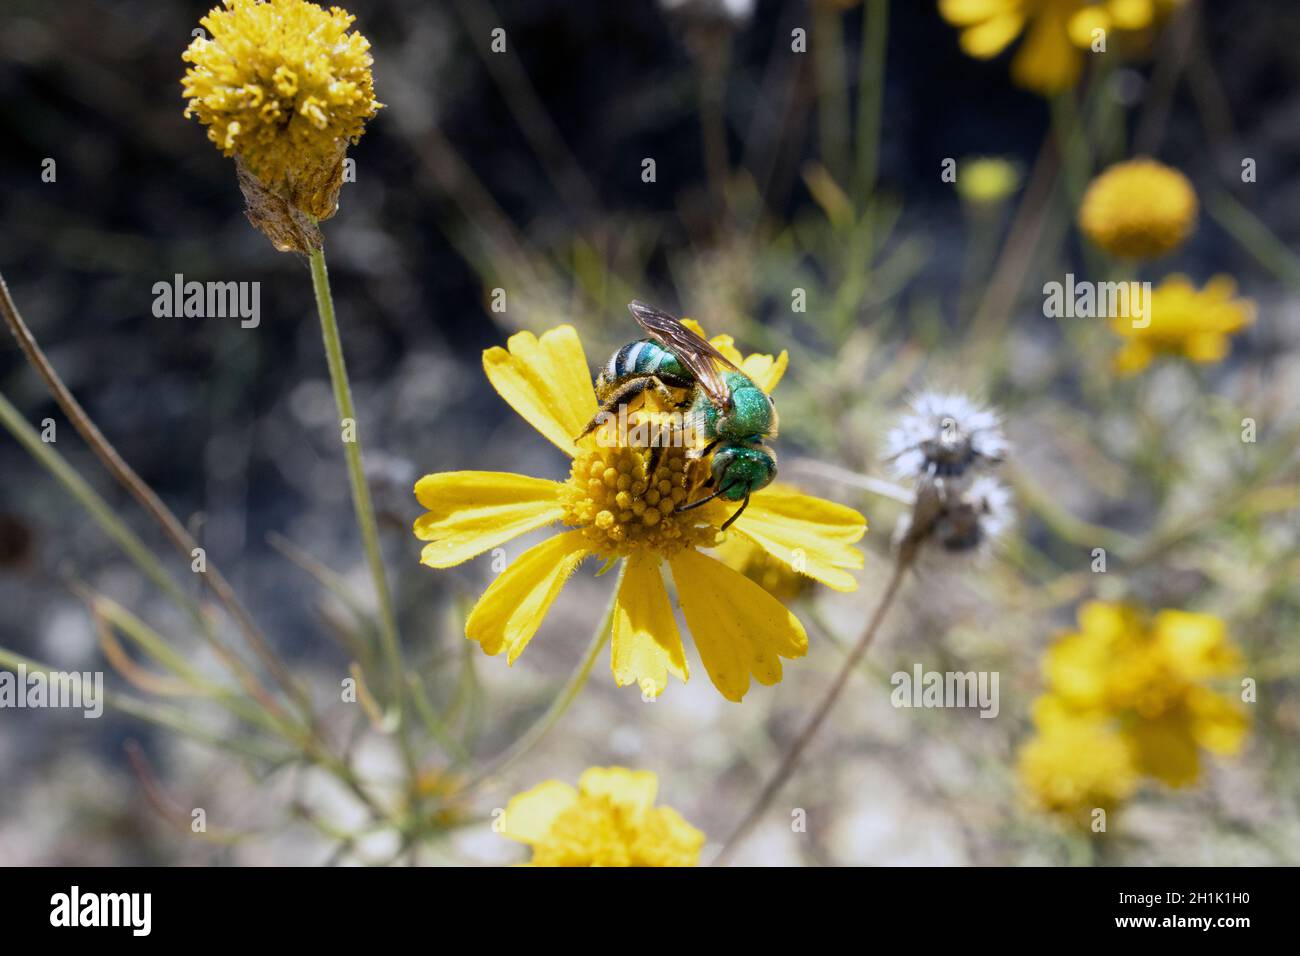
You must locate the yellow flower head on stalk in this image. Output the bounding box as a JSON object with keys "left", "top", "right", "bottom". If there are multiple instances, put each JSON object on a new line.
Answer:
{"left": 1018, "top": 601, "right": 1249, "bottom": 821}
{"left": 412, "top": 323, "right": 866, "bottom": 702}
{"left": 1111, "top": 274, "right": 1255, "bottom": 375}
{"left": 182, "top": 0, "right": 382, "bottom": 246}
{"left": 939, "top": 0, "right": 1184, "bottom": 96}
{"left": 1078, "top": 158, "right": 1198, "bottom": 260}
{"left": 500, "top": 767, "right": 704, "bottom": 867}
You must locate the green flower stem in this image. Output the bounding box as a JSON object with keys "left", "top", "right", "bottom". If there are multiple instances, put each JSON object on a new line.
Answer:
{"left": 307, "top": 246, "right": 420, "bottom": 815}
{"left": 713, "top": 553, "right": 912, "bottom": 866}
{"left": 306, "top": 247, "right": 404, "bottom": 708}
{"left": 453, "top": 563, "right": 623, "bottom": 799}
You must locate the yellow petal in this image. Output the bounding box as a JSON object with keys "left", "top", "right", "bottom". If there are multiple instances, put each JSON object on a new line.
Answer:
{"left": 482, "top": 325, "right": 598, "bottom": 457}
{"left": 730, "top": 484, "right": 866, "bottom": 592}
{"left": 610, "top": 552, "right": 689, "bottom": 698}
{"left": 741, "top": 349, "right": 789, "bottom": 393}
{"left": 1183, "top": 333, "right": 1230, "bottom": 364}
{"left": 960, "top": 12, "right": 1026, "bottom": 59}
{"left": 1011, "top": 9, "right": 1082, "bottom": 94}
{"left": 1124, "top": 714, "right": 1201, "bottom": 788}
{"left": 705, "top": 331, "right": 746, "bottom": 368}
{"left": 1108, "top": 0, "right": 1156, "bottom": 31}
{"left": 577, "top": 766, "right": 659, "bottom": 816}
{"left": 501, "top": 780, "right": 578, "bottom": 844}
{"left": 669, "top": 549, "right": 808, "bottom": 702}
{"left": 413, "top": 471, "right": 565, "bottom": 568}
{"left": 465, "top": 530, "right": 589, "bottom": 663}
{"left": 1067, "top": 7, "right": 1110, "bottom": 49}
{"left": 1113, "top": 341, "right": 1153, "bottom": 375}
{"left": 1188, "top": 687, "right": 1249, "bottom": 756}
{"left": 939, "top": 0, "right": 1006, "bottom": 27}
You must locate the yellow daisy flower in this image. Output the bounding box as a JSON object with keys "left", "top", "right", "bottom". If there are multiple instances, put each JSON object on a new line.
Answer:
{"left": 1078, "top": 158, "right": 1197, "bottom": 261}
{"left": 940, "top": 0, "right": 1183, "bottom": 96}
{"left": 1111, "top": 274, "right": 1255, "bottom": 375}
{"left": 182, "top": 0, "right": 382, "bottom": 223}
{"left": 1018, "top": 600, "right": 1249, "bottom": 820}
{"left": 500, "top": 767, "right": 704, "bottom": 867}
{"left": 413, "top": 324, "right": 866, "bottom": 702}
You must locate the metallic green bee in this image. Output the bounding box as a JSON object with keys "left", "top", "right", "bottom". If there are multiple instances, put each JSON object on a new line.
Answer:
{"left": 578, "top": 301, "right": 779, "bottom": 530}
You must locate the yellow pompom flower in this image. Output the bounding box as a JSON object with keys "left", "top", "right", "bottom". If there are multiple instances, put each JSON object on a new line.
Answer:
{"left": 500, "top": 767, "right": 704, "bottom": 867}
{"left": 181, "top": 0, "right": 382, "bottom": 223}
{"left": 1078, "top": 158, "right": 1198, "bottom": 260}
{"left": 412, "top": 324, "right": 867, "bottom": 702}
{"left": 940, "top": 0, "right": 1183, "bottom": 96}
{"left": 1112, "top": 274, "right": 1255, "bottom": 375}
{"left": 1018, "top": 601, "right": 1249, "bottom": 821}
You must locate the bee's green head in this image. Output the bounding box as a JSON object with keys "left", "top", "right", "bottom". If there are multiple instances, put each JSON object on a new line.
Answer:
{"left": 711, "top": 442, "right": 777, "bottom": 500}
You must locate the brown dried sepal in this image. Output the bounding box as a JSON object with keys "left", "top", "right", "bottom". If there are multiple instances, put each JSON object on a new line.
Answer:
{"left": 235, "top": 157, "right": 322, "bottom": 255}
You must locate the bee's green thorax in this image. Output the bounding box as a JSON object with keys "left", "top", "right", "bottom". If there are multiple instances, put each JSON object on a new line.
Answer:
{"left": 693, "top": 371, "right": 775, "bottom": 442}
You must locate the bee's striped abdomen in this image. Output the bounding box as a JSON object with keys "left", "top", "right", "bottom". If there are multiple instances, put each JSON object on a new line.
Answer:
{"left": 605, "top": 339, "right": 689, "bottom": 384}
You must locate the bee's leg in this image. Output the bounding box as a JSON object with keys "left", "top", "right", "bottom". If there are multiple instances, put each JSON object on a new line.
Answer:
{"left": 719, "top": 495, "right": 750, "bottom": 532}
{"left": 575, "top": 378, "right": 651, "bottom": 441}
{"left": 685, "top": 437, "right": 719, "bottom": 462}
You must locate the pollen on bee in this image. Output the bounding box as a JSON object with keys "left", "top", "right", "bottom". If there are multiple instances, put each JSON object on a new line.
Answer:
{"left": 561, "top": 444, "right": 725, "bottom": 558}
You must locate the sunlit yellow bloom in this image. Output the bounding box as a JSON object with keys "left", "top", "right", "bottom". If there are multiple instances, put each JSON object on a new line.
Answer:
{"left": 413, "top": 324, "right": 866, "bottom": 702}
{"left": 182, "top": 0, "right": 382, "bottom": 221}
{"left": 1112, "top": 274, "right": 1255, "bottom": 375}
{"left": 1018, "top": 601, "right": 1249, "bottom": 820}
{"left": 940, "top": 0, "right": 1183, "bottom": 96}
{"left": 956, "top": 157, "right": 1022, "bottom": 207}
{"left": 1078, "top": 158, "right": 1197, "bottom": 260}
{"left": 501, "top": 767, "right": 704, "bottom": 867}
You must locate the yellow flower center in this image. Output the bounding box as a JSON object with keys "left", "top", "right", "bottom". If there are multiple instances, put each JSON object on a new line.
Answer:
{"left": 561, "top": 444, "right": 724, "bottom": 559}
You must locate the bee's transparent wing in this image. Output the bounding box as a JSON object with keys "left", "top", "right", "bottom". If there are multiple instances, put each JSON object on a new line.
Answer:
{"left": 627, "top": 300, "right": 736, "bottom": 406}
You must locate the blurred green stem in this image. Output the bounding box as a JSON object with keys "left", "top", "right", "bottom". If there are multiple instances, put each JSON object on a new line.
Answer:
{"left": 1207, "top": 191, "right": 1300, "bottom": 293}
{"left": 713, "top": 553, "right": 912, "bottom": 865}
{"left": 0, "top": 270, "right": 306, "bottom": 720}
{"left": 853, "top": 0, "right": 888, "bottom": 208}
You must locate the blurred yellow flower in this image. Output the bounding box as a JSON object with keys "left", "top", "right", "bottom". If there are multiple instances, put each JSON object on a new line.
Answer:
{"left": 1078, "top": 158, "right": 1197, "bottom": 260}
{"left": 501, "top": 767, "right": 704, "bottom": 866}
{"left": 1112, "top": 274, "right": 1255, "bottom": 374}
{"left": 412, "top": 324, "right": 866, "bottom": 702}
{"left": 956, "top": 157, "right": 1022, "bottom": 207}
{"left": 940, "top": 0, "right": 1183, "bottom": 96}
{"left": 1018, "top": 601, "right": 1249, "bottom": 821}
{"left": 182, "top": 0, "right": 382, "bottom": 222}
{"left": 1017, "top": 710, "right": 1138, "bottom": 818}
